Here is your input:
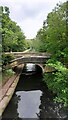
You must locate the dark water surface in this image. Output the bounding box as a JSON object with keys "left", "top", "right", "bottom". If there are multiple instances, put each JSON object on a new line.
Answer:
{"left": 2, "top": 64, "right": 68, "bottom": 119}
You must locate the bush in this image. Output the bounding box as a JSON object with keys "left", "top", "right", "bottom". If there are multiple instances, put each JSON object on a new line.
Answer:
{"left": 2, "top": 53, "right": 15, "bottom": 66}
{"left": 5, "top": 69, "right": 15, "bottom": 76}
{"left": 43, "top": 61, "right": 68, "bottom": 106}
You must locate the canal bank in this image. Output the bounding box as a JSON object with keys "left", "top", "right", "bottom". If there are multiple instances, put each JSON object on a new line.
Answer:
{"left": 0, "top": 63, "right": 45, "bottom": 117}
{"left": 0, "top": 64, "right": 24, "bottom": 116}
{"left": 2, "top": 64, "right": 68, "bottom": 119}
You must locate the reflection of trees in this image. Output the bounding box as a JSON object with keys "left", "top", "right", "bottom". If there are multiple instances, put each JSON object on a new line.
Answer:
{"left": 37, "top": 88, "right": 68, "bottom": 119}
{"left": 2, "top": 73, "right": 68, "bottom": 120}
{"left": 2, "top": 93, "right": 21, "bottom": 119}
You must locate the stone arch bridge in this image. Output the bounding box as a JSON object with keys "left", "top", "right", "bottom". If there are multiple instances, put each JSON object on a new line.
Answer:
{"left": 5, "top": 52, "right": 52, "bottom": 73}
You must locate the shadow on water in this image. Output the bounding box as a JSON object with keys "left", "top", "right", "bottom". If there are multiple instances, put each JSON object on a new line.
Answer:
{"left": 2, "top": 64, "right": 68, "bottom": 120}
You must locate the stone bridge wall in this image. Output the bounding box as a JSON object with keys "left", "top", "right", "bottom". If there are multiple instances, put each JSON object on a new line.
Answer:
{"left": 5, "top": 52, "right": 53, "bottom": 73}
{"left": 5, "top": 52, "right": 51, "bottom": 58}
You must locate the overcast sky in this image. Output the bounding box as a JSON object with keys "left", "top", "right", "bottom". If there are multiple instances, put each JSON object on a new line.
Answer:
{"left": 0, "top": 0, "right": 66, "bottom": 39}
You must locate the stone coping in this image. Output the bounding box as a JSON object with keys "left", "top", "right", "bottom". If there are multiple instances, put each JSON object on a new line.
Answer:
{"left": 0, "top": 75, "right": 20, "bottom": 116}
{"left": 0, "top": 64, "right": 24, "bottom": 117}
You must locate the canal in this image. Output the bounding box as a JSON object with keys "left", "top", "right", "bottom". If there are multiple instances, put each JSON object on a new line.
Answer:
{"left": 2, "top": 64, "right": 68, "bottom": 119}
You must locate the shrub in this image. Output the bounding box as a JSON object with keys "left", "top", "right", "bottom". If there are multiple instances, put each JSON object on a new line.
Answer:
{"left": 5, "top": 69, "right": 15, "bottom": 76}
{"left": 2, "top": 53, "right": 15, "bottom": 66}
{"left": 43, "top": 61, "right": 68, "bottom": 106}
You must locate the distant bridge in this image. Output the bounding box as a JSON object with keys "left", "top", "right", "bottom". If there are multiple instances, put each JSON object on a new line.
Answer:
{"left": 5, "top": 52, "right": 52, "bottom": 73}
{"left": 5, "top": 52, "right": 51, "bottom": 64}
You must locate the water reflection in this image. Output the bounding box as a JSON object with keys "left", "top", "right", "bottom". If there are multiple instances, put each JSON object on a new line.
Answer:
{"left": 26, "top": 63, "right": 36, "bottom": 72}
{"left": 2, "top": 93, "right": 20, "bottom": 119}
{"left": 38, "top": 92, "right": 68, "bottom": 119}
{"left": 16, "top": 90, "right": 42, "bottom": 118}
{"left": 22, "top": 64, "right": 42, "bottom": 75}
{"left": 2, "top": 64, "right": 68, "bottom": 119}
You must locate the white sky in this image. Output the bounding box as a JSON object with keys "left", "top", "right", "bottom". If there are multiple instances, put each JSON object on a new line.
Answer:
{"left": 0, "top": 0, "right": 66, "bottom": 39}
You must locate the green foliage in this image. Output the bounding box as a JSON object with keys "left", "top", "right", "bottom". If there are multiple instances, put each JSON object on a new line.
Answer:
{"left": 3, "top": 69, "right": 15, "bottom": 79}
{"left": 43, "top": 61, "right": 68, "bottom": 106}
{"left": 33, "top": 28, "right": 47, "bottom": 52}
{"left": 33, "top": 2, "right": 67, "bottom": 62}
{"left": 0, "top": 74, "right": 2, "bottom": 83}
{"left": 25, "top": 39, "right": 32, "bottom": 50}
{"left": 1, "top": 6, "right": 26, "bottom": 52}
{"left": 2, "top": 53, "right": 15, "bottom": 66}
{"left": 33, "top": 1, "right": 68, "bottom": 106}
{"left": 0, "top": 44, "right": 2, "bottom": 52}
{"left": 4, "top": 69, "right": 15, "bottom": 76}
{"left": 1, "top": 3, "right": 68, "bottom": 106}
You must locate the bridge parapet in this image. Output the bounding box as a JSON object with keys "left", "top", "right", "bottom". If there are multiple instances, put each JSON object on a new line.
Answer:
{"left": 4, "top": 52, "right": 55, "bottom": 73}
{"left": 10, "top": 56, "right": 50, "bottom": 64}
{"left": 4, "top": 52, "right": 51, "bottom": 66}
{"left": 5, "top": 52, "right": 51, "bottom": 58}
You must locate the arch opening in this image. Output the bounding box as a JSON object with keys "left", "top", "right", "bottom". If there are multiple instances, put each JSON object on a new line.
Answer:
{"left": 22, "top": 63, "right": 43, "bottom": 75}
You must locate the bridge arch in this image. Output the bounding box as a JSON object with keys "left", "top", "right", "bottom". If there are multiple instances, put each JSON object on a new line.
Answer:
{"left": 35, "top": 64, "right": 45, "bottom": 74}
{"left": 22, "top": 63, "right": 44, "bottom": 74}
{"left": 6, "top": 52, "right": 51, "bottom": 74}
{"left": 12, "top": 63, "right": 44, "bottom": 75}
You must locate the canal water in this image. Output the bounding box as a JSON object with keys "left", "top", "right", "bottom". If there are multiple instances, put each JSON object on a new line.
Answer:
{"left": 2, "top": 64, "right": 68, "bottom": 119}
